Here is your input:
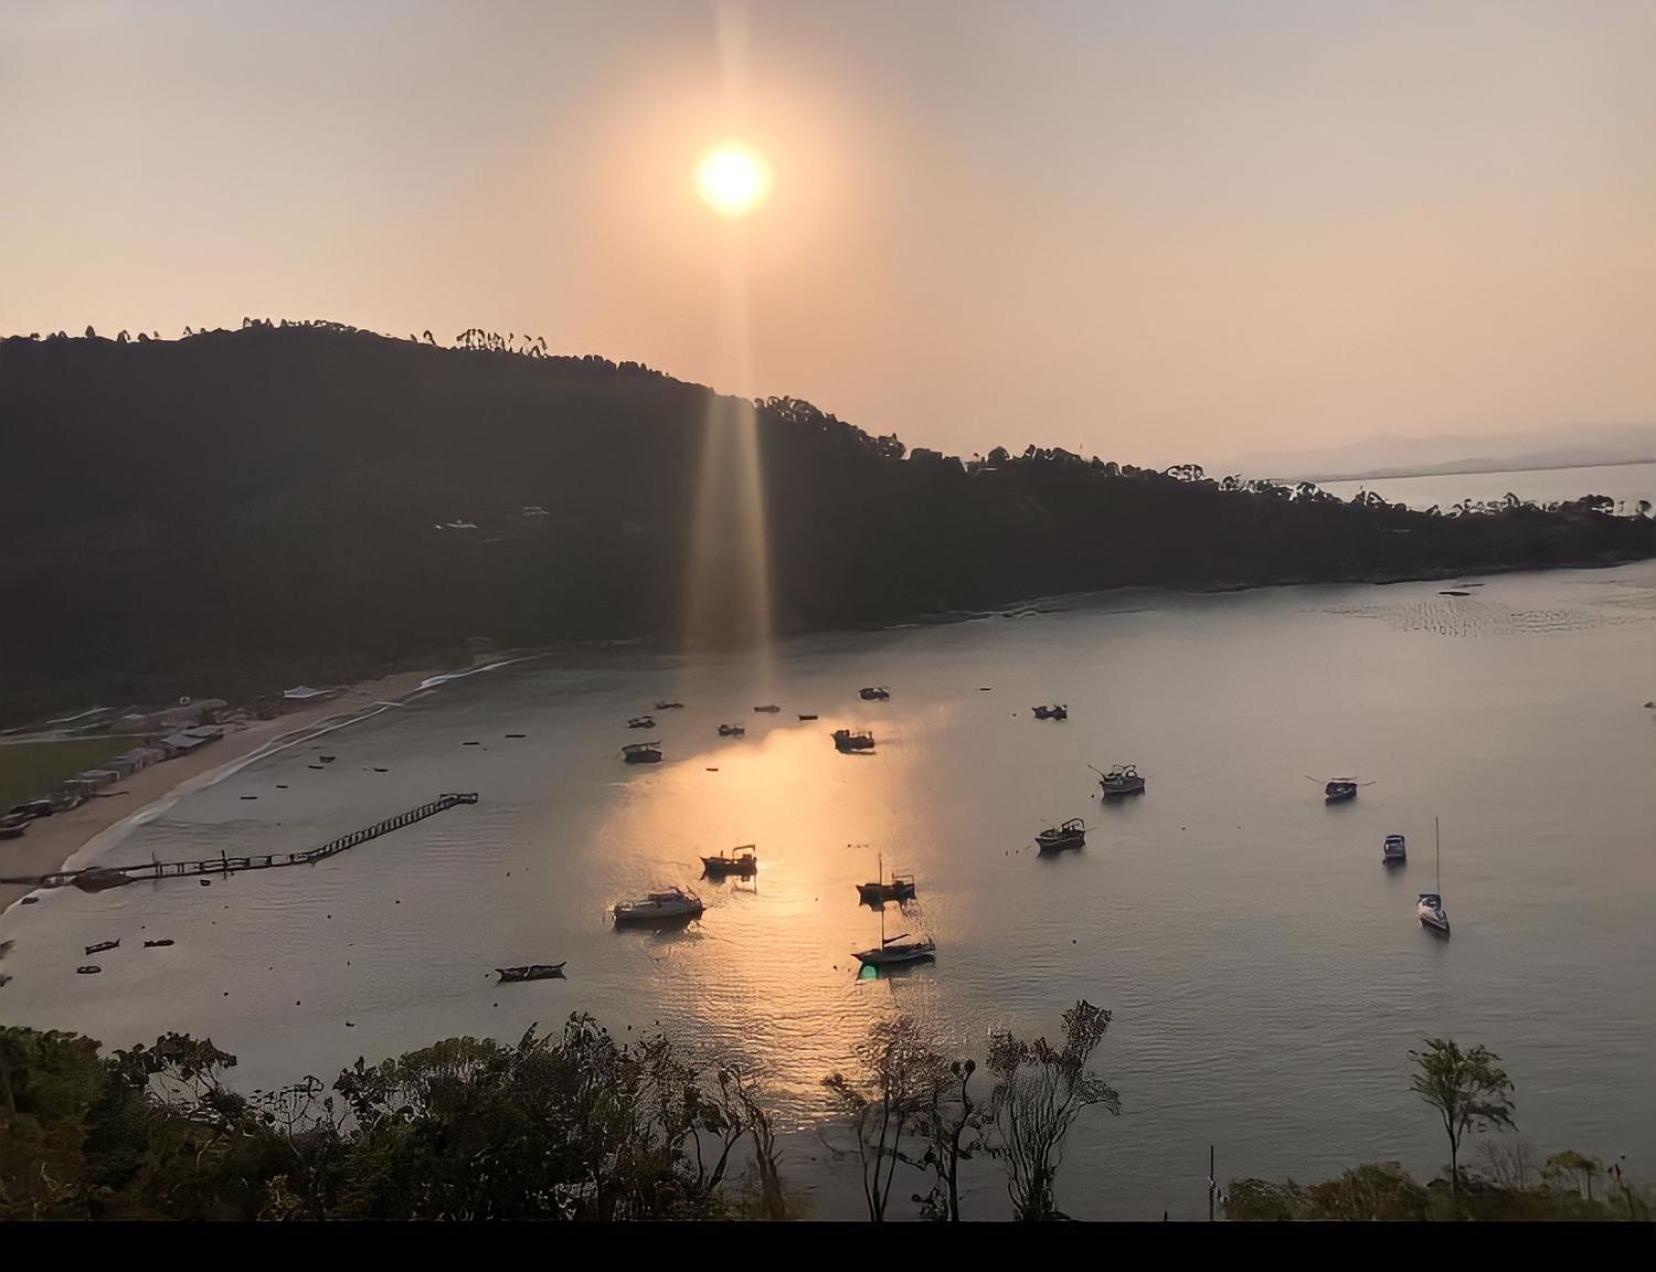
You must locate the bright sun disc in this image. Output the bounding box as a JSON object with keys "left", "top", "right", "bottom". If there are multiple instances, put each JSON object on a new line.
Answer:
{"left": 696, "top": 143, "right": 770, "bottom": 217}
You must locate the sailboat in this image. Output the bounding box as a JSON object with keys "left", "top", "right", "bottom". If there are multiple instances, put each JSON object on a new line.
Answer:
{"left": 853, "top": 894, "right": 935, "bottom": 969}
{"left": 855, "top": 850, "right": 916, "bottom": 904}
{"left": 1416, "top": 817, "right": 1450, "bottom": 934}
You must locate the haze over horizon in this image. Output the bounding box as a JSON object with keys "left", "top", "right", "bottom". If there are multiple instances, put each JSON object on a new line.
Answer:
{"left": 4, "top": 0, "right": 1653, "bottom": 469}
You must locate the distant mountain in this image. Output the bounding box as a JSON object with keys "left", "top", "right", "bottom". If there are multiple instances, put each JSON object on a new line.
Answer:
{"left": 2, "top": 324, "right": 1651, "bottom": 726}
{"left": 1223, "top": 425, "right": 1654, "bottom": 484}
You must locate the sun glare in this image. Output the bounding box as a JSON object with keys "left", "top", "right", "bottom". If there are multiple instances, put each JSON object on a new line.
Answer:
{"left": 696, "top": 143, "right": 770, "bottom": 217}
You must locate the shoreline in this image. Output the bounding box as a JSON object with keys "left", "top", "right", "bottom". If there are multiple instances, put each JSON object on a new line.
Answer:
{"left": 0, "top": 666, "right": 448, "bottom": 912}
{"left": 5, "top": 555, "right": 1650, "bottom": 907}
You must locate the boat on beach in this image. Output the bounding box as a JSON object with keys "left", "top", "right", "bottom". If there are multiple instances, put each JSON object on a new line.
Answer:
{"left": 833, "top": 728, "right": 875, "bottom": 753}
{"left": 1032, "top": 704, "right": 1068, "bottom": 721}
{"left": 622, "top": 741, "right": 663, "bottom": 764}
{"left": 859, "top": 686, "right": 890, "bottom": 701}
{"left": 1036, "top": 817, "right": 1087, "bottom": 854}
{"left": 701, "top": 845, "right": 758, "bottom": 877}
{"left": 1095, "top": 763, "right": 1146, "bottom": 798}
{"left": 613, "top": 886, "right": 704, "bottom": 926}
{"left": 496, "top": 962, "right": 566, "bottom": 982}
{"left": 1383, "top": 834, "right": 1407, "bottom": 864}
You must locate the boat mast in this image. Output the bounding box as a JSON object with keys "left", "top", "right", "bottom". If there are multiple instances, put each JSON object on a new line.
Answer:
{"left": 1435, "top": 817, "right": 1441, "bottom": 893}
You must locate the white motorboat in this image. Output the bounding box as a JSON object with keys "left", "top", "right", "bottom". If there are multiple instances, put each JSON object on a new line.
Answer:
{"left": 614, "top": 886, "right": 704, "bottom": 925}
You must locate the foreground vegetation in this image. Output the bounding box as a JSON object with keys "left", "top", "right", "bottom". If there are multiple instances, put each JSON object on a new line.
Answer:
{"left": 6, "top": 1003, "right": 1642, "bottom": 1222}
{"left": 4, "top": 323, "right": 1652, "bottom": 724}
{"left": 1226, "top": 1037, "right": 1651, "bottom": 1222}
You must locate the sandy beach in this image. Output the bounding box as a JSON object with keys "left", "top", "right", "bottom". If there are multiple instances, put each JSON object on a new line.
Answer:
{"left": 0, "top": 667, "right": 444, "bottom": 912}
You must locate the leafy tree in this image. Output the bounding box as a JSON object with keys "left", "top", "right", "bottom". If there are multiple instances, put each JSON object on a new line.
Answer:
{"left": 1408, "top": 1037, "right": 1515, "bottom": 1201}
{"left": 911, "top": 1057, "right": 991, "bottom": 1221}
{"left": 822, "top": 1016, "right": 945, "bottom": 1221}
{"left": 986, "top": 999, "right": 1119, "bottom": 1220}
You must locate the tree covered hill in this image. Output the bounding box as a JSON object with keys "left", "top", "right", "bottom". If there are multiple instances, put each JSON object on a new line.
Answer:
{"left": 2, "top": 322, "right": 1650, "bottom": 724}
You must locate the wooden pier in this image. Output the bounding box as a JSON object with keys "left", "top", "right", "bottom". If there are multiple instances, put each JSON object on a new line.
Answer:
{"left": 1, "top": 793, "right": 479, "bottom": 893}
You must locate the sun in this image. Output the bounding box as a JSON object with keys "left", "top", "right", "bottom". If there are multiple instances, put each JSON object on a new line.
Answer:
{"left": 696, "top": 142, "right": 771, "bottom": 217}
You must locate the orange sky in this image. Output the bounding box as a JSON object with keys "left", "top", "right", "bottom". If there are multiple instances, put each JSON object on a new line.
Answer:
{"left": 2, "top": 1, "right": 1652, "bottom": 467}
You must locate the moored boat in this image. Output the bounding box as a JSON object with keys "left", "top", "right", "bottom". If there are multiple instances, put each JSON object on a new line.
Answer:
{"left": 654, "top": 700, "right": 684, "bottom": 710}
{"left": 854, "top": 892, "right": 934, "bottom": 968}
{"left": 1383, "top": 834, "right": 1407, "bottom": 864}
{"left": 1032, "top": 704, "right": 1069, "bottom": 721}
{"left": 1324, "top": 778, "right": 1358, "bottom": 803}
{"left": 1096, "top": 763, "right": 1146, "bottom": 798}
{"left": 622, "top": 741, "right": 663, "bottom": 764}
{"left": 859, "top": 686, "right": 890, "bottom": 701}
{"left": 627, "top": 715, "right": 657, "bottom": 729}
{"left": 84, "top": 939, "right": 119, "bottom": 956}
{"left": 701, "top": 845, "right": 758, "bottom": 877}
{"left": 1036, "top": 817, "right": 1086, "bottom": 854}
{"left": 496, "top": 962, "right": 566, "bottom": 982}
{"left": 798, "top": 712, "right": 819, "bottom": 721}
{"left": 76, "top": 965, "right": 102, "bottom": 975}
{"left": 753, "top": 704, "right": 780, "bottom": 713}
{"left": 856, "top": 852, "right": 915, "bottom": 904}
{"left": 717, "top": 723, "right": 746, "bottom": 738}
{"left": 143, "top": 939, "right": 175, "bottom": 948}
{"left": 1417, "top": 818, "right": 1450, "bottom": 933}
{"left": 614, "top": 886, "right": 704, "bottom": 925}
{"left": 833, "top": 728, "right": 875, "bottom": 753}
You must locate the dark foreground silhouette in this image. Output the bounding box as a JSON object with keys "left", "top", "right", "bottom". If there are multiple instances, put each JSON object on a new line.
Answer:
{"left": 3, "top": 323, "right": 1650, "bottom": 724}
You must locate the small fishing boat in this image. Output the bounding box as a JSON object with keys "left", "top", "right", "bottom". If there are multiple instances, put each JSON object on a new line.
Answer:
{"left": 1096, "top": 763, "right": 1146, "bottom": 798}
{"left": 143, "top": 939, "right": 175, "bottom": 948}
{"left": 496, "top": 962, "right": 566, "bottom": 982}
{"left": 84, "top": 939, "right": 119, "bottom": 956}
{"left": 753, "top": 704, "right": 781, "bottom": 713}
{"left": 627, "top": 715, "right": 657, "bottom": 730}
{"left": 76, "top": 965, "right": 102, "bottom": 975}
{"left": 622, "top": 741, "right": 663, "bottom": 764}
{"left": 614, "top": 886, "right": 704, "bottom": 926}
{"left": 853, "top": 898, "right": 934, "bottom": 969}
{"left": 505, "top": 732, "right": 527, "bottom": 738}
{"left": 856, "top": 852, "right": 916, "bottom": 904}
{"left": 308, "top": 763, "right": 325, "bottom": 770}
{"left": 1439, "top": 589, "right": 1471, "bottom": 597}
{"left": 859, "top": 686, "right": 891, "bottom": 701}
{"left": 834, "top": 728, "right": 876, "bottom": 753}
{"left": 1032, "top": 704, "right": 1069, "bottom": 721}
{"left": 1383, "top": 834, "right": 1407, "bottom": 865}
{"left": 319, "top": 755, "right": 336, "bottom": 763}
{"left": 717, "top": 723, "right": 746, "bottom": 738}
{"left": 798, "top": 712, "right": 819, "bottom": 721}
{"left": 1323, "top": 778, "right": 1359, "bottom": 803}
{"left": 654, "top": 700, "right": 684, "bottom": 710}
{"left": 1036, "top": 817, "right": 1087, "bottom": 854}
{"left": 701, "top": 845, "right": 758, "bottom": 877}
{"left": 1417, "top": 818, "right": 1450, "bottom": 934}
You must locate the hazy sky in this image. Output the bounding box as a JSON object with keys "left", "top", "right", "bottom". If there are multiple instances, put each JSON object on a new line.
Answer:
{"left": 3, "top": 1, "right": 1653, "bottom": 467}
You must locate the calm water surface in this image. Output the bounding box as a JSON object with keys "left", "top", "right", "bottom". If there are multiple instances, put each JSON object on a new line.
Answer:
{"left": 4, "top": 562, "right": 1654, "bottom": 1219}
